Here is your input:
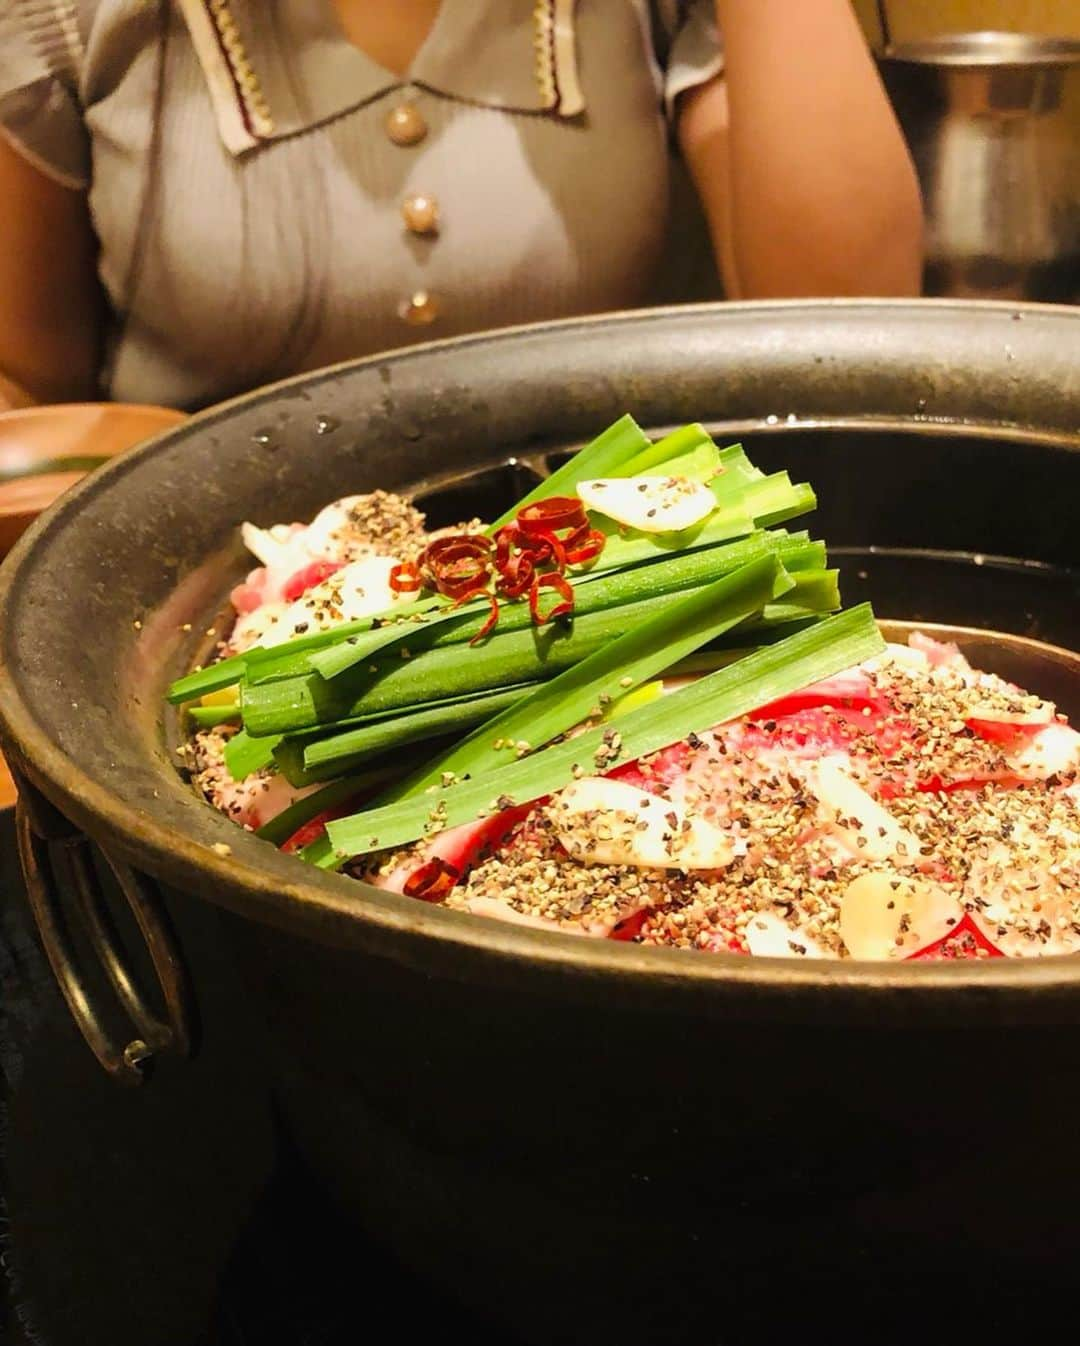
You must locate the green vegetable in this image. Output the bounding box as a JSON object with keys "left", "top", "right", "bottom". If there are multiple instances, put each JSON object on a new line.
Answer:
{"left": 164, "top": 593, "right": 448, "bottom": 703}
{"left": 750, "top": 483, "right": 817, "bottom": 529}
{"left": 320, "top": 604, "right": 885, "bottom": 865}
{"left": 381, "top": 552, "right": 793, "bottom": 802}
{"left": 486, "top": 413, "right": 650, "bottom": 533}
{"left": 241, "top": 596, "right": 453, "bottom": 686}
{"left": 710, "top": 469, "right": 807, "bottom": 520}
{"left": 296, "top": 832, "right": 338, "bottom": 867}
{"left": 619, "top": 423, "right": 716, "bottom": 476}
{"left": 168, "top": 655, "right": 250, "bottom": 705}
{"left": 164, "top": 430, "right": 810, "bottom": 704}
{"left": 710, "top": 443, "right": 765, "bottom": 490}
{"left": 648, "top": 439, "right": 720, "bottom": 483}
{"left": 308, "top": 530, "right": 822, "bottom": 683}
{"left": 621, "top": 438, "right": 761, "bottom": 492}
{"left": 684, "top": 615, "right": 831, "bottom": 664}
{"left": 586, "top": 474, "right": 815, "bottom": 576}
{"left": 269, "top": 599, "right": 476, "bottom": 685}
{"left": 224, "top": 728, "right": 283, "bottom": 781}
{"left": 751, "top": 567, "right": 839, "bottom": 621}
{"left": 273, "top": 564, "right": 835, "bottom": 789}
{"left": 279, "top": 683, "right": 535, "bottom": 787}
{"left": 241, "top": 586, "right": 725, "bottom": 738}
{"left": 186, "top": 702, "right": 241, "bottom": 727}
{"left": 775, "top": 535, "right": 826, "bottom": 570}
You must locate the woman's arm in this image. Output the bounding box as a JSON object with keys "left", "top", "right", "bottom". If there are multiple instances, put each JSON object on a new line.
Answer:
{"left": 679, "top": 0, "right": 923, "bottom": 299}
{"left": 0, "top": 130, "right": 104, "bottom": 408}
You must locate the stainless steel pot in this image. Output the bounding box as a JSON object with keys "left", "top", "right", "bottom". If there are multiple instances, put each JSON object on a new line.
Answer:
{"left": 879, "top": 32, "right": 1080, "bottom": 302}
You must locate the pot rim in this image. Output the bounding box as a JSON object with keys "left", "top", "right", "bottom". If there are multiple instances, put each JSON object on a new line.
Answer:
{"left": 3, "top": 298, "right": 1080, "bottom": 1005}
{"left": 880, "top": 31, "right": 1080, "bottom": 68}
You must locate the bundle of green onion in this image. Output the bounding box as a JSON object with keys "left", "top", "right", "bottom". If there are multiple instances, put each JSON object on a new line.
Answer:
{"left": 168, "top": 415, "right": 884, "bottom": 870}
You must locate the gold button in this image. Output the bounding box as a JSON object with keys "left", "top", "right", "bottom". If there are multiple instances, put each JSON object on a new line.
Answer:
{"left": 402, "top": 193, "right": 439, "bottom": 236}
{"left": 385, "top": 103, "right": 427, "bottom": 146}
{"left": 399, "top": 290, "right": 440, "bottom": 326}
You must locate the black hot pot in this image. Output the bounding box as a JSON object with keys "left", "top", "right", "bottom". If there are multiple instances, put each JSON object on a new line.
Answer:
{"left": 1, "top": 301, "right": 1078, "bottom": 1344}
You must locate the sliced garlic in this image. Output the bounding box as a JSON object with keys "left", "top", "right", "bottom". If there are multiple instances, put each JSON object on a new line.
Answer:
{"left": 839, "top": 871, "right": 961, "bottom": 960}
{"left": 301, "top": 495, "right": 371, "bottom": 556}
{"left": 809, "top": 757, "right": 922, "bottom": 863}
{"left": 258, "top": 554, "right": 403, "bottom": 647}
{"left": 863, "top": 642, "right": 930, "bottom": 674}
{"left": 547, "top": 776, "right": 732, "bottom": 871}
{"left": 966, "top": 704, "right": 1055, "bottom": 727}
{"left": 454, "top": 896, "right": 595, "bottom": 937}
{"left": 1006, "top": 723, "right": 1080, "bottom": 779}
{"left": 966, "top": 825, "right": 1080, "bottom": 958}
{"left": 744, "top": 911, "right": 827, "bottom": 959}
{"left": 577, "top": 476, "right": 716, "bottom": 534}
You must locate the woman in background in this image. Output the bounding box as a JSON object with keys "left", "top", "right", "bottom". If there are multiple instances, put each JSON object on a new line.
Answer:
{"left": 0, "top": 1, "right": 921, "bottom": 413}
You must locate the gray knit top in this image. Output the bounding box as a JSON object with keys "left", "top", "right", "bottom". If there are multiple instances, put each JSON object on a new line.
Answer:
{"left": 0, "top": 1, "right": 723, "bottom": 409}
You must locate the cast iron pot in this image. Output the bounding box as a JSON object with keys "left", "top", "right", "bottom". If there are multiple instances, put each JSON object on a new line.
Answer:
{"left": 2, "top": 301, "right": 1079, "bottom": 1343}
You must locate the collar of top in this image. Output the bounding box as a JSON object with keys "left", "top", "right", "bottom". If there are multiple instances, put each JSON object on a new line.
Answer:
{"left": 177, "top": 0, "right": 585, "bottom": 155}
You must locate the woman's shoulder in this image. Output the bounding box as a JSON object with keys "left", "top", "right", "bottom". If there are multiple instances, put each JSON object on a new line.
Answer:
{"left": 0, "top": 0, "right": 96, "bottom": 187}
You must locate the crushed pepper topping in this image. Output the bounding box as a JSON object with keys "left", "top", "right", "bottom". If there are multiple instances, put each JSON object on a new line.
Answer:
{"left": 201, "top": 484, "right": 1078, "bottom": 964}
{"left": 338, "top": 491, "right": 428, "bottom": 561}
{"left": 424, "top": 653, "right": 1079, "bottom": 958}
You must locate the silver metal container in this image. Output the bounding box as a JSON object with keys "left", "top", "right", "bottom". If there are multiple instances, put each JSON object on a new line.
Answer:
{"left": 879, "top": 32, "right": 1080, "bottom": 302}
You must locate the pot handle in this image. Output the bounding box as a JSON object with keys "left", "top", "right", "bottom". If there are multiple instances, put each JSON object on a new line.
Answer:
{"left": 14, "top": 780, "right": 194, "bottom": 1084}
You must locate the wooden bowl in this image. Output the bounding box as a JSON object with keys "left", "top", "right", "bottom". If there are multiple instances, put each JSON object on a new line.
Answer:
{"left": 0, "top": 402, "right": 186, "bottom": 558}
{"left": 0, "top": 402, "right": 184, "bottom": 804}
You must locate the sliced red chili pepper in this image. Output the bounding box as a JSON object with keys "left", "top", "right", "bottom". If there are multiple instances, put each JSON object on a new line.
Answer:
{"left": 420, "top": 534, "right": 492, "bottom": 565}
{"left": 403, "top": 856, "right": 462, "bottom": 901}
{"left": 439, "top": 556, "right": 490, "bottom": 586}
{"left": 497, "top": 551, "right": 535, "bottom": 599}
{"left": 516, "top": 497, "right": 587, "bottom": 535}
{"left": 452, "top": 586, "right": 500, "bottom": 644}
{"left": 418, "top": 534, "right": 496, "bottom": 600}
{"left": 389, "top": 561, "right": 422, "bottom": 593}
{"left": 280, "top": 810, "right": 336, "bottom": 854}
{"left": 426, "top": 549, "right": 491, "bottom": 578}
{"left": 609, "top": 909, "right": 648, "bottom": 942}
{"left": 915, "top": 772, "right": 1030, "bottom": 794}
{"left": 562, "top": 518, "right": 607, "bottom": 564}
{"left": 529, "top": 572, "right": 575, "bottom": 624}
{"left": 470, "top": 597, "right": 499, "bottom": 645}
{"left": 515, "top": 537, "right": 554, "bottom": 569}
{"left": 439, "top": 575, "right": 491, "bottom": 601}
{"left": 520, "top": 528, "right": 566, "bottom": 570}
{"left": 565, "top": 528, "right": 606, "bottom": 565}
{"left": 494, "top": 523, "right": 520, "bottom": 569}
{"left": 279, "top": 802, "right": 364, "bottom": 854}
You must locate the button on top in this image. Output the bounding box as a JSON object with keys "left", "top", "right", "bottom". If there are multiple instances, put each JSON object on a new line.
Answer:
{"left": 399, "top": 290, "right": 440, "bottom": 325}
{"left": 385, "top": 103, "right": 427, "bottom": 146}
{"left": 402, "top": 193, "right": 439, "bottom": 236}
